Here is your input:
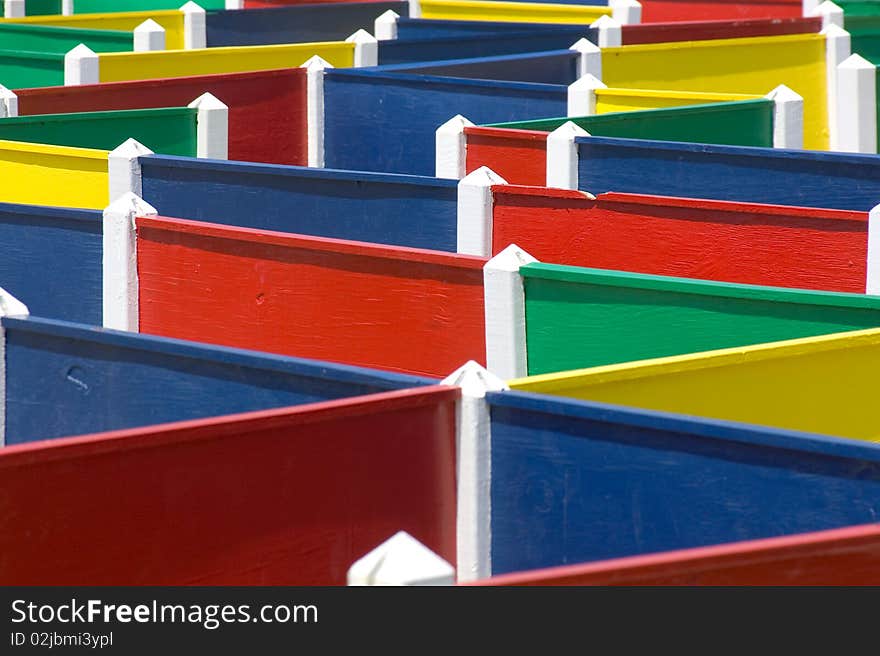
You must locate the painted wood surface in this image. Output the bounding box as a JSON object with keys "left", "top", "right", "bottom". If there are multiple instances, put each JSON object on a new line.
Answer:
{"left": 136, "top": 216, "right": 486, "bottom": 377}
{"left": 207, "top": 2, "right": 407, "bottom": 47}
{"left": 602, "top": 34, "right": 828, "bottom": 149}
{"left": 491, "top": 188, "right": 869, "bottom": 293}
{"left": 485, "top": 390, "right": 880, "bottom": 574}
{"left": 2, "top": 315, "right": 433, "bottom": 445}
{"left": 575, "top": 136, "right": 880, "bottom": 212}
{"left": 377, "top": 50, "right": 579, "bottom": 85}
{"left": 0, "top": 23, "right": 134, "bottom": 54}
{"left": 2, "top": 10, "right": 188, "bottom": 49}
{"left": 96, "top": 41, "right": 354, "bottom": 83}
{"left": 139, "top": 155, "right": 459, "bottom": 249}
{"left": 323, "top": 70, "right": 565, "bottom": 175}
{"left": 0, "top": 50, "right": 64, "bottom": 89}
{"left": 70, "top": 0, "right": 225, "bottom": 10}
{"left": 847, "top": 16, "right": 880, "bottom": 64}
{"left": 509, "top": 328, "right": 880, "bottom": 443}
{"left": 19, "top": 0, "right": 62, "bottom": 15}
{"left": 639, "top": 0, "right": 800, "bottom": 23}
{"left": 418, "top": 0, "right": 611, "bottom": 23}
{"left": 17, "top": 68, "right": 307, "bottom": 165}
{"left": 520, "top": 262, "right": 880, "bottom": 375}
{"left": 468, "top": 100, "right": 775, "bottom": 183}
{"left": 593, "top": 87, "right": 761, "bottom": 113}
{"left": 0, "top": 387, "right": 457, "bottom": 584}
{"left": 838, "top": 0, "right": 880, "bottom": 16}
{"left": 0, "top": 139, "right": 107, "bottom": 209}
{"left": 468, "top": 524, "right": 880, "bottom": 585}
{"left": 0, "top": 107, "right": 197, "bottom": 155}
{"left": 0, "top": 203, "right": 102, "bottom": 325}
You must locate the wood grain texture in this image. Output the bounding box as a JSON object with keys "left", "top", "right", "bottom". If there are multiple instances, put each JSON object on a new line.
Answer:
{"left": 207, "top": 2, "right": 408, "bottom": 47}
{"left": 491, "top": 187, "right": 869, "bottom": 293}
{"left": 575, "top": 136, "right": 880, "bottom": 212}
{"left": 139, "top": 155, "right": 459, "bottom": 250}
{"left": 2, "top": 315, "right": 434, "bottom": 445}
{"left": 136, "top": 216, "right": 487, "bottom": 377}
{"left": 485, "top": 390, "right": 880, "bottom": 575}
{"left": 323, "top": 69, "right": 566, "bottom": 175}
{"left": 509, "top": 328, "right": 880, "bottom": 443}
{"left": 602, "top": 34, "right": 827, "bottom": 149}
{"left": 465, "top": 127, "right": 547, "bottom": 186}
{"left": 521, "top": 262, "right": 880, "bottom": 375}
{"left": 0, "top": 203, "right": 102, "bottom": 324}
{"left": 17, "top": 69, "right": 308, "bottom": 166}
{"left": 0, "top": 387, "right": 457, "bottom": 585}
{"left": 468, "top": 524, "right": 880, "bottom": 585}
{"left": 378, "top": 50, "right": 579, "bottom": 85}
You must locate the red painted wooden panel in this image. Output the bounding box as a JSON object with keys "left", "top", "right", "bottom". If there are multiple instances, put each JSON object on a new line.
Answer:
{"left": 466, "top": 524, "right": 880, "bottom": 585}
{"left": 464, "top": 127, "right": 546, "bottom": 187}
{"left": 0, "top": 387, "right": 459, "bottom": 585}
{"left": 640, "top": 0, "right": 801, "bottom": 23}
{"left": 15, "top": 68, "right": 307, "bottom": 166}
{"left": 136, "top": 216, "right": 487, "bottom": 377}
{"left": 491, "top": 186, "right": 869, "bottom": 293}
{"left": 622, "top": 16, "right": 822, "bottom": 45}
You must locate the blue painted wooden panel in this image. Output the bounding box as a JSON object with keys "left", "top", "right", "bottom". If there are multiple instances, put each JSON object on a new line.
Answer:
{"left": 3, "top": 316, "right": 434, "bottom": 445}
{"left": 575, "top": 136, "right": 880, "bottom": 212}
{"left": 379, "top": 31, "right": 595, "bottom": 65}
{"left": 0, "top": 203, "right": 102, "bottom": 325}
{"left": 394, "top": 18, "right": 597, "bottom": 40}
{"left": 487, "top": 391, "right": 880, "bottom": 575}
{"left": 139, "top": 156, "right": 459, "bottom": 251}
{"left": 375, "top": 50, "right": 580, "bottom": 85}
{"left": 323, "top": 70, "right": 567, "bottom": 175}
{"left": 206, "top": 2, "right": 408, "bottom": 47}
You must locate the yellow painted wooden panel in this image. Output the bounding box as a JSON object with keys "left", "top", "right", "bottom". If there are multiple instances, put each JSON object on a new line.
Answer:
{"left": 595, "top": 88, "right": 763, "bottom": 114}
{"left": 0, "top": 140, "right": 108, "bottom": 209}
{"left": 97, "top": 41, "right": 355, "bottom": 82}
{"left": 1, "top": 11, "right": 186, "bottom": 49}
{"left": 509, "top": 328, "right": 880, "bottom": 443}
{"left": 420, "top": 0, "right": 611, "bottom": 23}
{"left": 601, "top": 34, "right": 828, "bottom": 149}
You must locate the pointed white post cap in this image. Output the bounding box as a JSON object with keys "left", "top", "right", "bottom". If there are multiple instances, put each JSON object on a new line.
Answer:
{"left": 347, "top": 532, "right": 455, "bottom": 586}
{"left": 840, "top": 53, "right": 875, "bottom": 70}
{"left": 437, "top": 113, "right": 474, "bottom": 134}
{"left": 569, "top": 37, "right": 600, "bottom": 55}
{"left": 179, "top": 1, "right": 206, "bottom": 13}
{"left": 187, "top": 91, "right": 227, "bottom": 111}
{"left": 375, "top": 9, "right": 400, "bottom": 40}
{"left": 106, "top": 191, "right": 158, "bottom": 217}
{"left": 485, "top": 243, "right": 538, "bottom": 272}
{"left": 766, "top": 83, "right": 803, "bottom": 102}
{"left": 135, "top": 18, "right": 164, "bottom": 33}
{"left": 0, "top": 84, "right": 17, "bottom": 117}
{"left": 550, "top": 120, "right": 591, "bottom": 140}
{"left": 810, "top": 0, "right": 844, "bottom": 27}
{"left": 460, "top": 165, "right": 507, "bottom": 187}
{"left": 570, "top": 73, "right": 607, "bottom": 93}
{"left": 591, "top": 14, "right": 621, "bottom": 29}
{"left": 821, "top": 23, "right": 850, "bottom": 38}
{"left": 300, "top": 54, "right": 334, "bottom": 71}
{"left": 109, "top": 137, "right": 155, "bottom": 159}
{"left": 441, "top": 360, "right": 508, "bottom": 397}
{"left": 0, "top": 287, "right": 29, "bottom": 318}
{"left": 346, "top": 28, "right": 378, "bottom": 45}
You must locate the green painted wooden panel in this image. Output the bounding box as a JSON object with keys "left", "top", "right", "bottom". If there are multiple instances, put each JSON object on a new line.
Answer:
{"left": 485, "top": 100, "right": 775, "bottom": 148}
{"left": 0, "top": 50, "right": 65, "bottom": 89}
{"left": 24, "top": 0, "right": 63, "bottom": 15}
{"left": 0, "top": 107, "right": 198, "bottom": 156}
{"left": 0, "top": 24, "right": 132, "bottom": 54}
{"left": 521, "top": 263, "right": 880, "bottom": 375}
{"left": 71, "top": 0, "right": 226, "bottom": 11}
{"left": 838, "top": 1, "right": 880, "bottom": 16}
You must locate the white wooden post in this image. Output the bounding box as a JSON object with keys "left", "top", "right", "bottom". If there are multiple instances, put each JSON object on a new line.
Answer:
{"left": 0, "top": 287, "right": 29, "bottom": 448}
{"left": 569, "top": 38, "right": 602, "bottom": 80}
{"left": 108, "top": 138, "right": 155, "bottom": 203}
{"left": 64, "top": 44, "right": 99, "bottom": 86}
{"left": 3, "top": 0, "right": 24, "bottom": 18}
{"left": 436, "top": 114, "right": 474, "bottom": 179}
{"left": 408, "top": 0, "right": 421, "bottom": 19}
{"left": 180, "top": 2, "right": 207, "bottom": 49}
{"left": 301, "top": 55, "right": 332, "bottom": 168}
{"left": 347, "top": 532, "right": 455, "bottom": 586}
{"left": 867, "top": 204, "right": 880, "bottom": 295}
{"left": 375, "top": 9, "right": 400, "bottom": 41}
{"left": 133, "top": 19, "right": 166, "bottom": 52}
{"left": 837, "top": 54, "right": 877, "bottom": 154}
{"left": 188, "top": 92, "right": 229, "bottom": 159}
{"left": 441, "top": 361, "right": 507, "bottom": 582}
{"left": 803, "top": 0, "right": 820, "bottom": 16}
{"left": 225, "top": 0, "right": 244, "bottom": 8}
{"left": 62, "top": 0, "right": 74, "bottom": 14}
{"left": 568, "top": 73, "right": 607, "bottom": 117}
{"left": 0, "top": 85, "right": 17, "bottom": 118}
{"left": 810, "top": 1, "right": 844, "bottom": 29}
{"left": 456, "top": 166, "right": 507, "bottom": 257}
{"left": 766, "top": 85, "right": 804, "bottom": 149}
{"left": 345, "top": 29, "right": 378, "bottom": 67}
{"left": 591, "top": 15, "right": 622, "bottom": 48}
{"left": 547, "top": 121, "right": 590, "bottom": 190}
{"left": 823, "top": 24, "right": 851, "bottom": 150}
{"left": 610, "top": 0, "right": 641, "bottom": 24}
{"left": 484, "top": 245, "right": 538, "bottom": 381}
{"left": 103, "top": 193, "right": 158, "bottom": 333}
